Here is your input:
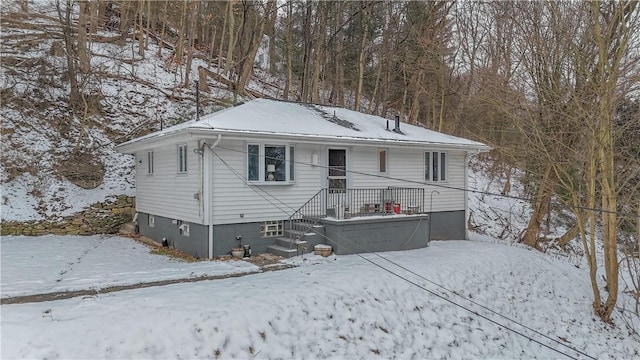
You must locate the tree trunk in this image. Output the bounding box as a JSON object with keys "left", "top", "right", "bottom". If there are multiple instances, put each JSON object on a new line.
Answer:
{"left": 137, "top": 0, "right": 145, "bottom": 57}
{"left": 300, "top": 1, "right": 313, "bottom": 102}
{"left": 158, "top": 0, "right": 168, "bottom": 57}
{"left": 57, "top": 0, "right": 79, "bottom": 110}
{"left": 235, "top": 0, "right": 274, "bottom": 95}
{"left": 77, "top": 0, "right": 90, "bottom": 73}
{"left": 284, "top": 1, "right": 293, "bottom": 100}
{"left": 223, "top": 0, "right": 236, "bottom": 76}
{"left": 354, "top": 1, "right": 370, "bottom": 111}
{"left": 521, "top": 166, "right": 553, "bottom": 250}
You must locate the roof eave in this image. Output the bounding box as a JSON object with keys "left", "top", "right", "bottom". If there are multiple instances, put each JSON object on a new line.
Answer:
{"left": 116, "top": 126, "right": 491, "bottom": 153}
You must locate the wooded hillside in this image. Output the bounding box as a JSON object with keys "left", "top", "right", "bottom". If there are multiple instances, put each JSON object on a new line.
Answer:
{"left": 1, "top": 0, "right": 639, "bottom": 322}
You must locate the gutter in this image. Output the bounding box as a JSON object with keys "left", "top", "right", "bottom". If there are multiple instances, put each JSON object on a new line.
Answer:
{"left": 184, "top": 129, "right": 492, "bottom": 152}
{"left": 116, "top": 127, "right": 490, "bottom": 154}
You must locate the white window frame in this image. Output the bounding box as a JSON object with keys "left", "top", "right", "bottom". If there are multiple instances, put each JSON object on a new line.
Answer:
{"left": 148, "top": 215, "right": 155, "bottom": 228}
{"left": 378, "top": 148, "right": 388, "bottom": 174}
{"left": 147, "top": 151, "right": 154, "bottom": 175}
{"left": 260, "top": 220, "right": 283, "bottom": 237}
{"left": 424, "top": 151, "right": 447, "bottom": 182}
{"left": 246, "top": 143, "right": 295, "bottom": 184}
{"left": 177, "top": 144, "right": 188, "bottom": 174}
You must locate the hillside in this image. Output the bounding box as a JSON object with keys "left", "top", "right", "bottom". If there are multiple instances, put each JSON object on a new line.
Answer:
{"left": 0, "top": 1, "right": 278, "bottom": 221}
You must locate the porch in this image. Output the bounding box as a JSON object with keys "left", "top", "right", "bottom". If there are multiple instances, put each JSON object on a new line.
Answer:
{"left": 267, "top": 187, "right": 431, "bottom": 257}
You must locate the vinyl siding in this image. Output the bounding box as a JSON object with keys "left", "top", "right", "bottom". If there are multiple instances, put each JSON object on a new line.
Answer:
{"left": 135, "top": 139, "right": 467, "bottom": 226}
{"left": 350, "top": 147, "right": 466, "bottom": 212}
{"left": 210, "top": 141, "right": 324, "bottom": 225}
{"left": 134, "top": 140, "right": 204, "bottom": 224}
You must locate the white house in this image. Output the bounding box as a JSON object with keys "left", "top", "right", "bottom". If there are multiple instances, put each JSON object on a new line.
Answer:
{"left": 116, "top": 99, "right": 489, "bottom": 259}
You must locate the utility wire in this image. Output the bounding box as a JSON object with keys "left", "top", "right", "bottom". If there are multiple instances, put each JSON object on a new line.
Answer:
{"left": 213, "top": 143, "right": 638, "bottom": 219}
{"left": 211, "top": 149, "right": 597, "bottom": 360}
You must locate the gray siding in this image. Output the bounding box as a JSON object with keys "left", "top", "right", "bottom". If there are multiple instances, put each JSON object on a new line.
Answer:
{"left": 429, "top": 210, "right": 466, "bottom": 241}
{"left": 138, "top": 212, "right": 209, "bottom": 259}
{"left": 321, "top": 215, "right": 430, "bottom": 255}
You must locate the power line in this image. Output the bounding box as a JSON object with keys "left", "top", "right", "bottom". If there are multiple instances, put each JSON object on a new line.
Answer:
{"left": 210, "top": 148, "right": 596, "bottom": 360}
{"left": 213, "top": 143, "right": 638, "bottom": 219}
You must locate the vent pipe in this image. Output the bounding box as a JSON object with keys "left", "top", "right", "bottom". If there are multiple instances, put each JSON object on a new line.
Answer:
{"left": 394, "top": 115, "right": 400, "bottom": 132}
{"left": 386, "top": 120, "right": 389, "bottom": 130}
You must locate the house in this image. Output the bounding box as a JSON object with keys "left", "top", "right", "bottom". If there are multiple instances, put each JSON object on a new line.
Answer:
{"left": 116, "top": 99, "right": 489, "bottom": 259}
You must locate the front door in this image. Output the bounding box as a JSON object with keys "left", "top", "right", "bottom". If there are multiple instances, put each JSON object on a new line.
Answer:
{"left": 327, "top": 148, "right": 347, "bottom": 215}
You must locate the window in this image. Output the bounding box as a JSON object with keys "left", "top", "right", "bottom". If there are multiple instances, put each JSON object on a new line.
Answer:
{"left": 248, "top": 144, "right": 259, "bottom": 181}
{"left": 260, "top": 220, "right": 283, "bottom": 237}
{"left": 178, "top": 145, "right": 188, "bottom": 173}
{"left": 246, "top": 143, "right": 295, "bottom": 183}
{"left": 265, "top": 145, "right": 286, "bottom": 181}
{"left": 147, "top": 151, "right": 154, "bottom": 175}
{"left": 378, "top": 149, "right": 387, "bottom": 173}
{"left": 328, "top": 149, "right": 346, "bottom": 193}
{"left": 289, "top": 146, "right": 295, "bottom": 181}
{"left": 425, "top": 151, "right": 447, "bottom": 182}
{"left": 148, "top": 215, "right": 155, "bottom": 228}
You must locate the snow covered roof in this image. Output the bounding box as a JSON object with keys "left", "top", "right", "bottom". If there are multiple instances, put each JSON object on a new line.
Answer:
{"left": 117, "top": 99, "right": 489, "bottom": 152}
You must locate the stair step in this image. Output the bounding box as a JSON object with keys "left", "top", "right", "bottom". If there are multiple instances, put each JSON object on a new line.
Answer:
{"left": 286, "top": 229, "right": 317, "bottom": 239}
{"left": 267, "top": 244, "right": 298, "bottom": 258}
{"left": 275, "top": 237, "right": 295, "bottom": 248}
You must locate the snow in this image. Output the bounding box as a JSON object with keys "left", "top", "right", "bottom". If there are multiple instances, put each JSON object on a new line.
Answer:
{"left": 0, "top": 235, "right": 258, "bottom": 299}
{"left": 1, "top": 236, "right": 637, "bottom": 359}
{"left": 117, "top": 98, "right": 490, "bottom": 153}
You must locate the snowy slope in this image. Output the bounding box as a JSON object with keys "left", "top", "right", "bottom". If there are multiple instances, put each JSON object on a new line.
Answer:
{"left": 0, "top": 235, "right": 258, "bottom": 298}
{"left": 2, "top": 238, "right": 637, "bottom": 359}
{"left": 1, "top": 0, "right": 279, "bottom": 221}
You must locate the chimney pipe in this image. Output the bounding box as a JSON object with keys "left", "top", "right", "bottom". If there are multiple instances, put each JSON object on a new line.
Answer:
{"left": 394, "top": 115, "right": 400, "bottom": 132}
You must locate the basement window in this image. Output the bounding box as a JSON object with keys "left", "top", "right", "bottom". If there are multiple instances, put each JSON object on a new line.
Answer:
{"left": 425, "top": 151, "right": 447, "bottom": 182}
{"left": 260, "top": 220, "right": 283, "bottom": 237}
{"left": 148, "top": 215, "right": 155, "bottom": 228}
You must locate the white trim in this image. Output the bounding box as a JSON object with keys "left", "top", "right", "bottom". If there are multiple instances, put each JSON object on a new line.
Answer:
{"left": 424, "top": 151, "right": 448, "bottom": 183}
{"left": 246, "top": 142, "right": 295, "bottom": 184}
{"left": 464, "top": 153, "right": 469, "bottom": 240}
{"left": 177, "top": 144, "right": 188, "bottom": 174}
{"left": 206, "top": 134, "right": 222, "bottom": 259}
{"left": 208, "top": 224, "right": 214, "bottom": 260}
{"left": 147, "top": 151, "right": 154, "bottom": 175}
{"left": 203, "top": 143, "right": 211, "bottom": 224}
{"left": 117, "top": 129, "right": 490, "bottom": 154}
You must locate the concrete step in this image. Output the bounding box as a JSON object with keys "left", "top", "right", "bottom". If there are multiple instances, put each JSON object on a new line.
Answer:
{"left": 266, "top": 244, "right": 298, "bottom": 258}
{"left": 285, "top": 229, "right": 317, "bottom": 240}
{"left": 274, "top": 237, "right": 295, "bottom": 248}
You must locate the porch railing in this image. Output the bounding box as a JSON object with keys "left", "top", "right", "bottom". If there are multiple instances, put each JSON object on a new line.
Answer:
{"left": 287, "top": 187, "right": 426, "bottom": 242}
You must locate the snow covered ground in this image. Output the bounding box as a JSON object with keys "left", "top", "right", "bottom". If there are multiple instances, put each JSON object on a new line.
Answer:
{"left": 1, "top": 235, "right": 638, "bottom": 359}
{"left": 0, "top": 235, "right": 257, "bottom": 298}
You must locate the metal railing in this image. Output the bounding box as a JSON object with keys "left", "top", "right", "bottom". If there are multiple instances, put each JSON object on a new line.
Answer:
{"left": 287, "top": 187, "right": 426, "bottom": 245}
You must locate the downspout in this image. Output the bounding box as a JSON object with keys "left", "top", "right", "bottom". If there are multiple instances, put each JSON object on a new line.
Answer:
{"left": 464, "top": 152, "right": 469, "bottom": 240}
{"left": 205, "top": 134, "right": 222, "bottom": 259}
